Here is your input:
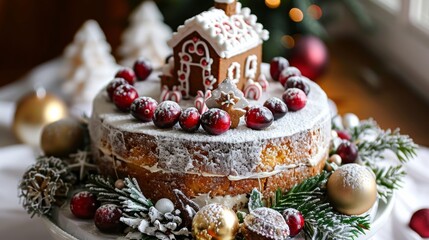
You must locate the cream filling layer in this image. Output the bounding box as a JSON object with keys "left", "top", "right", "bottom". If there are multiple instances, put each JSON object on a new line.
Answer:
{"left": 97, "top": 145, "right": 327, "bottom": 181}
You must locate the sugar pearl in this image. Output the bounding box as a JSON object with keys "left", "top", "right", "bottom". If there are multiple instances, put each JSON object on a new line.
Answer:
{"left": 342, "top": 113, "right": 360, "bottom": 129}
{"left": 155, "top": 198, "right": 175, "bottom": 214}
{"left": 329, "top": 154, "right": 342, "bottom": 165}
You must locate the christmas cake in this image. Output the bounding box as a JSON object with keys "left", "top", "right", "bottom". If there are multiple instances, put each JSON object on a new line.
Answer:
{"left": 88, "top": 0, "right": 331, "bottom": 208}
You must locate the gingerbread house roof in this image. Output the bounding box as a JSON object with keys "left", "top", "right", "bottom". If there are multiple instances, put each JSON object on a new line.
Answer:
{"left": 168, "top": 3, "right": 269, "bottom": 59}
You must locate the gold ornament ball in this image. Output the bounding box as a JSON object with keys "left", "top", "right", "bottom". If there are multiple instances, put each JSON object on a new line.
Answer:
{"left": 327, "top": 164, "right": 377, "bottom": 215}
{"left": 41, "top": 118, "right": 85, "bottom": 157}
{"left": 192, "top": 203, "right": 239, "bottom": 240}
{"left": 13, "top": 89, "right": 68, "bottom": 146}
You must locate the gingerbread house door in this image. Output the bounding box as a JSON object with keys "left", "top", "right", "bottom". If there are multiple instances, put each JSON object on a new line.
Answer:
{"left": 177, "top": 37, "right": 216, "bottom": 98}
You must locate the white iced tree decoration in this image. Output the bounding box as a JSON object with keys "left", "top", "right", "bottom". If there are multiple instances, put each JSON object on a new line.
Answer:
{"left": 62, "top": 20, "right": 118, "bottom": 107}
{"left": 118, "top": 1, "right": 172, "bottom": 69}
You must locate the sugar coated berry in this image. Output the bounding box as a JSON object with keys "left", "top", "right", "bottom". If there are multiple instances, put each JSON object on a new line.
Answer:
{"left": 133, "top": 58, "right": 153, "bottom": 81}
{"left": 153, "top": 101, "right": 182, "bottom": 128}
{"left": 115, "top": 67, "right": 136, "bottom": 85}
{"left": 179, "top": 107, "right": 201, "bottom": 132}
{"left": 70, "top": 191, "right": 99, "bottom": 219}
{"left": 270, "top": 57, "right": 289, "bottom": 81}
{"left": 409, "top": 208, "right": 429, "bottom": 238}
{"left": 282, "top": 208, "right": 305, "bottom": 237}
{"left": 263, "top": 97, "right": 288, "bottom": 120}
{"left": 200, "top": 108, "right": 231, "bottom": 135}
{"left": 130, "top": 97, "right": 158, "bottom": 122}
{"left": 285, "top": 76, "right": 310, "bottom": 95}
{"left": 245, "top": 106, "right": 274, "bottom": 130}
{"left": 279, "top": 67, "right": 301, "bottom": 87}
{"left": 106, "top": 78, "right": 128, "bottom": 100}
{"left": 336, "top": 130, "right": 352, "bottom": 141}
{"left": 282, "top": 88, "right": 307, "bottom": 111}
{"left": 336, "top": 141, "right": 358, "bottom": 164}
{"left": 112, "top": 84, "right": 139, "bottom": 112}
{"left": 94, "top": 204, "right": 124, "bottom": 234}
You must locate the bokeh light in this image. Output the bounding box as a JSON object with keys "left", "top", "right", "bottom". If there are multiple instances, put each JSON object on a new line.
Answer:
{"left": 308, "top": 4, "right": 323, "bottom": 20}
{"left": 281, "top": 35, "right": 295, "bottom": 49}
{"left": 265, "top": 0, "right": 281, "bottom": 9}
{"left": 289, "top": 8, "right": 304, "bottom": 22}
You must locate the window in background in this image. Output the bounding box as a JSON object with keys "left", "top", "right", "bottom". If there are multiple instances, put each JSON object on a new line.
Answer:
{"left": 371, "top": 0, "right": 401, "bottom": 12}
{"left": 410, "top": 0, "right": 429, "bottom": 32}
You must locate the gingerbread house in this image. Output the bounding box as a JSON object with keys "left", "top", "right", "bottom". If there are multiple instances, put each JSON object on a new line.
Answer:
{"left": 161, "top": 0, "right": 269, "bottom": 99}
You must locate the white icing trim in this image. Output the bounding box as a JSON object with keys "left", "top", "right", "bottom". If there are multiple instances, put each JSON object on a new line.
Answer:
{"left": 243, "top": 79, "right": 262, "bottom": 100}
{"left": 245, "top": 55, "right": 258, "bottom": 79}
{"left": 168, "top": 8, "right": 269, "bottom": 59}
{"left": 227, "top": 62, "right": 241, "bottom": 84}
{"left": 178, "top": 38, "right": 216, "bottom": 98}
{"left": 215, "top": 0, "right": 236, "bottom": 3}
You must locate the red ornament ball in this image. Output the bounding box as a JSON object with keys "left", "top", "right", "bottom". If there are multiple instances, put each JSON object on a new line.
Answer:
{"left": 245, "top": 106, "right": 274, "bottom": 130}
{"left": 264, "top": 97, "right": 288, "bottom": 120}
{"left": 409, "top": 208, "right": 429, "bottom": 238}
{"left": 130, "top": 97, "right": 158, "bottom": 122}
{"left": 94, "top": 204, "right": 124, "bottom": 234}
{"left": 270, "top": 57, "right": 289, "bottom": 81}
{"left": 289, "top": 36, "right": 328, "bottom": 80}
{"left": 112, "top": 84, "right": 139, "bottom": 112}
{"left": 106, "top": 78, "right": 128, "bottom": 101}
{"left": 282, "top": 88, "right": 307, "bottom": 111}
{"left": 282, "top": 208, "right": 305, "bottom": 237}
{"left": 179, "top": 107, "right": 201, "bottom": 132}
{"left": 115, "top": 67, "right": 136, "bottom": 85}
{"left": 201, "top": 108, "right": 231, "bottom": 135}
{"left": 153, "top": 101, "right": 182, "bottom": 128}
{"left": 133, "top": 58, "right": 153, "bottom": 81}
{"left": 279, "top": 67, "right": 301, "bottom": 87}
{"left": 70, "top": 191, "right": 99, "bottom": 219}
{"left": 336, "top": 141, "right": 358, "bottom": 164}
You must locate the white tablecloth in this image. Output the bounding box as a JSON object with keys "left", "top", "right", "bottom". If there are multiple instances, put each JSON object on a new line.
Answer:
{"left": 1, "top": 62, "right": 428, "bottom": 239}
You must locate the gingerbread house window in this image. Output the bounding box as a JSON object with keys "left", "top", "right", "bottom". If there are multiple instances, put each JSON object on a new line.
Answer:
{"left": 245, "top": 55, "right": 258, "bottom": 79}
{"left": 228, "top": 62, "right": 241, "bottom": 84}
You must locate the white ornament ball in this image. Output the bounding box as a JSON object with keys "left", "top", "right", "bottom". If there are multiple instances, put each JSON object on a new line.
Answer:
{"left": 155, "top": 198, "right": 175, "bottom": 214}
{"left": 331, "top": 130, "right": 338, "bottom": 139}
{"left": 342, "top": 113, "right": 360, "bottom": 129}
{"left": 329, "top": 154, "right": 342, "bottom": 165}
{"left": 332, "top": 115, "right": 343, "bottom": 129}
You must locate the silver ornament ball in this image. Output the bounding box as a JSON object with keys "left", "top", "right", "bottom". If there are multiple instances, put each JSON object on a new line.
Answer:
{"left": 342, "top": 113, "right": 360, "bottom": 129}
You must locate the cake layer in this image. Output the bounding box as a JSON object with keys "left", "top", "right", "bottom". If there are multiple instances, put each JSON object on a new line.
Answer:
{"left": 89, "top": 64, "right": 331, "bottom": 204}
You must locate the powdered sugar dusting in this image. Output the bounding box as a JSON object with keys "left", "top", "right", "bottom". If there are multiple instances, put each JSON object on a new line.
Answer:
{"left": 338, "top": 164, "right": 375, "bottom": 190}
{"left": 244, "top": 207, "right": 290, "bottom": 239}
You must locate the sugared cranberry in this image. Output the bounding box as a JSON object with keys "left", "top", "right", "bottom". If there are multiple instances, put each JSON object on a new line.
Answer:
{"left": 115, "top": 67, "right": 136, "bottom": 85}
{"left": 112, "top": 84, "right": 139, "bottom": 112}
{"left": 179, "top": 107, "right": 201, "bottom": 132}
{"left": 130, "top": 97, "right": 158, "bottom": 122}
{"left": 245, "top": 106, "right": 274, "bottom": 130}
{"left": 285, "top": 76, "right": 310, "bottom": 95}
{"left": 282, "top": 208, "right": 305, "bottom": 237}
{"left": 336, "top": 130, "right": 352, "bottom": 141}
{"left": 409, "top": 208, "right": 429, "bottom": 238}
{"left": 263, "top": 97, "right": 288, "bottom": 120}
{"left": 70, "top": 191, "right": 99, "bottom": 219}
{"left": 336, "top": 141, "right": 358, "bottom": 164}
{"left": 270, "top": 57, "right": 289, "bottom": 81}
{"left": 279, "top": 67, "right": 301, "bottom": 87}
{"left": 282, "top": 88, "right": 307, "bottom": 111}
{"left": 200, "top": 108, "right": 231, "bottom": 135}
{"left": 133, "top": 58, "right": 153, "bottom": 81}
{"left": 94, "top": 204, "right": 124, "bottom": 234}
{"left": 153, "top": 101, "right": 182, "bottom": 128}
{"left": 106, "top": 78, "right": 128, "bottom": 100}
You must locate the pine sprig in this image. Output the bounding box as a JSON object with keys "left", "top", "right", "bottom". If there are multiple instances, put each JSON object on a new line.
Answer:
{"left": 86, "top": 175, "right": 122, "bottom": 205}
{"left": 272, "top": 172, "right": 370, "bottom": 240}
{"left": 117, "top": 178, "right": 153, "bottom": 215}
{"left": 371, "top": 164, "right": 406, "bottom": 203}
{"left": 351, "top": 120, "right": 417, "bottom": 164}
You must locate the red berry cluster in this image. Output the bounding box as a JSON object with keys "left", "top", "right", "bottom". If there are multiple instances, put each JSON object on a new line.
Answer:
{"left": 270, "top": 57, "right": 310, "bottom": 112}
{"left": 69, "top": 191, "right": 124, "bottom": 234}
